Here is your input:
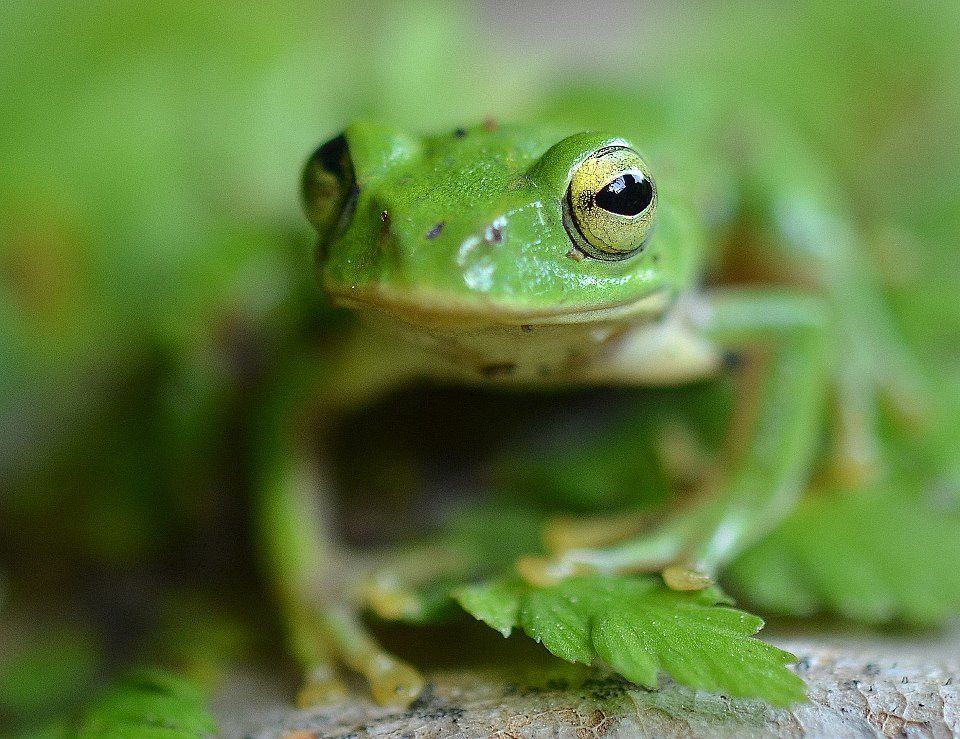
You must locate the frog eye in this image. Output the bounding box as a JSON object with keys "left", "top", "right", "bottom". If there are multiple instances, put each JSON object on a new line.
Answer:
{"left": 302, "top": 133, "right": 358, "bottom": 241}
{"left": 564, "top": 146, "right": 657, "bottom": 260}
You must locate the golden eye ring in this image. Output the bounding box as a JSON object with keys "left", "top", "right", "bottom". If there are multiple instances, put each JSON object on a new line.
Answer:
{"left": 564, "top": 145, "right": 657, "bottom": 261}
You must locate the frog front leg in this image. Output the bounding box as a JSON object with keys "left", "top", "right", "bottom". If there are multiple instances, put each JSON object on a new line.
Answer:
{"left": 521, "top": 289, "right": 830, "bottom": 588}
{"left": 254, "top": 335, "right": 428, "bottom": 708}
{"left": 256, "top": 440, "right": 424, "bottom": 708}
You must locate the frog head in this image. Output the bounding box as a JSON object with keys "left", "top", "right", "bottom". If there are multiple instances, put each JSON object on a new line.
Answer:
{"left": 302, "top": 120, "right": 704, "bottom": 380}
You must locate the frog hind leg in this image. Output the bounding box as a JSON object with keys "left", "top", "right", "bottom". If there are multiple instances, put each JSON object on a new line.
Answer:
{"left": 732, "top": 116, "right": 932, "bottom": 486}
{"left": 792, "top": 236, "right": 929, "bottom": 488}
{"left": 520, "top": 290, "right": 830, "bottom": 589}
{"left": 829, "top": 297, "right": 932, "bottom": 486}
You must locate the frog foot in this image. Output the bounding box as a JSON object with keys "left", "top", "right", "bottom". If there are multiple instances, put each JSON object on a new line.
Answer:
{"left": 323, "top": 602, "right": 425, "bottom": 708}
{"left": 295, "top": 649, "right": 423, "bottom": 709}
{"left": 828, "top": 331, "right": 934, "bottom": 489}
{"left": 517, "top": 553, "right": 714, "bottom": 592}
{"left": 827, "top": 378, "right": 884, "bottom": 488}
{"left": 361, "top": 572, "right": 426, "bottom": 621}
{"left": 518, "top": 505, "right": 721, "bottom": 591}
{"left": 283, "top": 593, "right": 425, "bottom": 708}
{"left": 543, "top": 510, "right": 653, "bottom": 555}
{"left": 515, "top": 554, "right": 593, "bottom": 587}
{"left": 660, "top": 564, "right": 715, "bottom": 591}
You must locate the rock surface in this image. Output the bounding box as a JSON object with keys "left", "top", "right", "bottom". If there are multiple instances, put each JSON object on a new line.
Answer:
{"left": 216, "top": 629, "right": 960, "bottom": 738}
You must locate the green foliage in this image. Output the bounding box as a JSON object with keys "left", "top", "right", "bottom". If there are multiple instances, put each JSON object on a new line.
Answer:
{"left": 0, "top": 626, "right": 100, "bottom": 732}
{"left": 455, "top": 574, "right": 806, "bottom": 707}
{"left": 73, "top": 668, "right": 216, "bottom": 739}
{"left": 386, "top": 505, "right": 806, "bottom": 706}
{"left": 728, "top": 492, "right": 960, "bottom": 625}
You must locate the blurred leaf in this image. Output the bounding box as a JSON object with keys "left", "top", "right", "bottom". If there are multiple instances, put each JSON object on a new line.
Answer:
{"left": 729, "top": 491, "right": 960, "bottom": 624}
{"left": 74, "top": 667, "right": 216, "bottom": 739}
{"left": 149, "top": 591, "right": 253, "bottom": 687}
{"left": 0, "top": 625, "right": 100, "bottom": 731}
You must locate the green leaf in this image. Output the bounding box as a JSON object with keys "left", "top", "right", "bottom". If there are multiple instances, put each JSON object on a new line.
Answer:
{"left": 454, "top": 578, "right": 525, "bottom": 637}
{"left": 593, "top": 611, "right": 659, "bottom": 687}
{"left": 456, "top": 574, "right": 806, "bottom": 707}
{"left": 74, "top": 667, "right": 217, "bottom": 738}
{"left": 729, "top": 492, "right": 960, "bottom": 625}
{"left": 519, "top": 581, "right": 597, "bottom": 664}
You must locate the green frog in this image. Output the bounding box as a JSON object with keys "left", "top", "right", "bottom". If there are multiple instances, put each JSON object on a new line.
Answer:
{"left": 266, "top": 106, "right": 928, "bottom": 707}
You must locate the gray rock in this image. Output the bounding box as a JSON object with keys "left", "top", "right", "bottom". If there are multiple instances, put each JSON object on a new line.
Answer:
{"left": 216, "top": 629, "right": 960, "bottom": 738}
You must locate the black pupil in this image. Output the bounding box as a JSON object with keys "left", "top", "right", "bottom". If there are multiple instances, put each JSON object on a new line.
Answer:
{"left": 594, "top": 172, "right": 653, "bottom": 216}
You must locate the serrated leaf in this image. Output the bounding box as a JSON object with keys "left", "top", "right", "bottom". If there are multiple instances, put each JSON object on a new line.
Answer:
{"left": 454, "top": 579, "right": 525, "bottom": 637}
{"left": 729, "top": 492, "right": 960, "bottom": 625}
{"left": 593, "top": 611, "right": 659, "bottom": 687}
{"left": 457, "top": 573, "right": 806, "bottom": 706}
{"left": 519, "top": 584, "right": 594, "bottom": 663}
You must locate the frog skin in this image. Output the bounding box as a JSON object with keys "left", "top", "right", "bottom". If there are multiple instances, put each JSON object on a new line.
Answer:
{"left": 263, "top": 112, "right": 927, "bottom": 707}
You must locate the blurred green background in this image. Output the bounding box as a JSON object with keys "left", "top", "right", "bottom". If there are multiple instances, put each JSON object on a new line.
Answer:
{"left": 2, "top": 0, "right": 959, "bottom": 731}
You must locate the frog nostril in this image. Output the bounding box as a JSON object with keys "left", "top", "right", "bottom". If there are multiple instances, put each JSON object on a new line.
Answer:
{"left": 485, "top": 219, "right": 506, "bottom": 244}
{"left": 377, "top": 210, "right": 391, "bottom": 248}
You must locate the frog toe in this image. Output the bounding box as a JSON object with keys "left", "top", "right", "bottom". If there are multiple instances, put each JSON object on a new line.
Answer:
{"left": 661, "top": 564, "right": 715, "bottom": 591}
{"left": 365, "top": 654, "right": 425, "bottom": 707}
{"left": 827, "top": 445, "right": 879, "bottom": 489}
{"left": 515, "top": 554, "right": 588, "bottom": 587}
{"left": 543, "top": 511, "right": 651, "bottom": 554}
{"left": 296, "top": 665, "right": 349, "bottom": 708}
{"left": 361, "top": 572, "right": 425, "bottom": 621}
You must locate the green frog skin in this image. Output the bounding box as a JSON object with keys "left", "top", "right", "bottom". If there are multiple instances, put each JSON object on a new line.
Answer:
{"left": 261, "top": 112, "right": 927, "bottom": 707}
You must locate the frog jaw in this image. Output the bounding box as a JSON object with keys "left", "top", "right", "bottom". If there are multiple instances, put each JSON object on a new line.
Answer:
{"left": 326, "top": 281, "right": 675, "bottom": 328}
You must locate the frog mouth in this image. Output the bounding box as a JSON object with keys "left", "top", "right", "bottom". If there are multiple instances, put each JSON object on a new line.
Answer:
{"left": 326, "top": 283, "right": 674, "bottom": 327}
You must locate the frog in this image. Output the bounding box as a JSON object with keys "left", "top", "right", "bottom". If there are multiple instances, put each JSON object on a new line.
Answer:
{"left": 265, "top": 106, "right": 928, "bottom": 707}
